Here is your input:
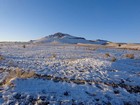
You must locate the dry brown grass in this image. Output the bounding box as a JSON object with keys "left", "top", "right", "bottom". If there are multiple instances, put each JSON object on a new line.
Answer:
{"left": 125, "top": 54, "right": 134, "bottom": 59}
{"left": 3, "top": 68, "right": 35, "bottom": 86}
{"left": 70, "top": 79, "right": 86, "bottom": 84}
{"left": 111, "top": 57, "right": 117, "bottom": 62}
{"left": 52, "top": 53, "right": 57, "bottom": 58}
{"left": 0, "top": 55, "right": 5, "bottom": 61}
{"left": 105, "top": 53, "right": 110, "bottom": 57}
{"left": 86, "top": 47, "right": 97, "bottom": 51}
{"left": 49, "top": 53, "right": 57, "bottom": 59}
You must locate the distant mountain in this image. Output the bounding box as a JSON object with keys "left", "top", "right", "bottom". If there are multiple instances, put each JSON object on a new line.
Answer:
{"left": 30, "top": 32, "right": 110, "bottom": 45}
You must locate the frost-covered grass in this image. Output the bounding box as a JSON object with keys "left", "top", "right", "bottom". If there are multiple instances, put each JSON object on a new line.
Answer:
{"left": 0, "top": 42, "right": 140, "bottom": 104}
{"left": 2, "top": 78, "right": 139, "bottom": 105}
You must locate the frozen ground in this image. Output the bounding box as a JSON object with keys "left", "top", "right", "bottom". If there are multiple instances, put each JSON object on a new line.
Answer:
{"left": 0, "top": 42, "right": 140, "bottom": 105}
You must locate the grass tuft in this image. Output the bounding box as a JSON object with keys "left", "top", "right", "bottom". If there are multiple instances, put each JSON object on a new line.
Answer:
{"left": 3, "top": 68, "right": 35, "bottom": 86}
{"left": 125, "top": 54, "right": 134, "bottom": 59}
{"left": 0, "top": 55, "right": 5, "bottom": 61}
{"left": 105, "top": 53, "right": 110, "bottom": 57}
{"left": 111, "top": 57, "right": 117, "bottom": 62}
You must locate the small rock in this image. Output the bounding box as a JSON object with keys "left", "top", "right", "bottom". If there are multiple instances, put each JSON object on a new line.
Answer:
{"left": 36, "top": 99, "right": 50, "bottom": 105}
{"left": 7, "top": 100, "right": 16, "bottom": 105}
{"left": 64, "top": 91, "right": 69, "bottom": 96}
{"left": 26, "top": 95, "right": 34, "bottom": 102}
{"left": 78, "top": 102, "right": 84, "bottom": 105}
{"left": 13, "top": 92, "right": 21, "bottom": 99}
{"left": 20, "top": 94, "right": 26, "bottom": 99}
{"left": 95, "top": 98, "right": 100, "bottom": 101}
{"left": 38, "top": 95, "right": 47, "bottom": 101}
{"left": 114, "top": 90, "right": 120, "bottom": 94}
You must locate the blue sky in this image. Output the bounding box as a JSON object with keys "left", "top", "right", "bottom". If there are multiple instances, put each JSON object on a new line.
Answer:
{"left": 0, "top": 0, "right": 140, "bottom": 43}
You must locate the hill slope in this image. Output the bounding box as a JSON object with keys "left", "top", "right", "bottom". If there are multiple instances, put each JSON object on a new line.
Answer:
{"left": 31, "top": 32, "right": 109, "bottom": 45}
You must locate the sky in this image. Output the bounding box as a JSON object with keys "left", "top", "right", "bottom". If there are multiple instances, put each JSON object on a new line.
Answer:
{"left": 0, "top": 0, "right": 140, "bottom": 43}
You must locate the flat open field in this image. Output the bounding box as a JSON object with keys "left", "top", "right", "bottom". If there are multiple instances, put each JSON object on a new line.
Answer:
{"left": 0, "top": 43, "right": 140, "bottom": 105}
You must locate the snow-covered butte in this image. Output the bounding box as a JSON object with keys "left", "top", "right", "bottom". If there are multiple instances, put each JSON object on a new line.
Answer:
{"left": 30, "top": 32, "right": 109, "bottom": 45}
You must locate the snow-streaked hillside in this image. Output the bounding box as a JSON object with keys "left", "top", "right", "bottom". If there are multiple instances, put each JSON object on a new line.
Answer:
{"left": 30, "top": 32, "right": 109, "bottom": 45}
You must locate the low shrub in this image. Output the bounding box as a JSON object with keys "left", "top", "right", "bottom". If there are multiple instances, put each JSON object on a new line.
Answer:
{"left": 50, "top": 53, "right": 57, "bottom": 59}
{"left": 86, "top": 47, "right": 97, "bottom": 51}
{"left": 0, "top": 55, "right": 5, "bottom": 61}
{"left": 23, "top": 45, "right": 26, "bottom": 48}
{"left": 105, "top": 53, "right": 110, "bottom": 57}
{"left": 111, "top": 57, "right": 117, "bottom": 62}
{"left": 118, "top": 44, "right": 121, "bottom": 47}
{"left": 125, "top": 54, "right": 134, "bottom": 59}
